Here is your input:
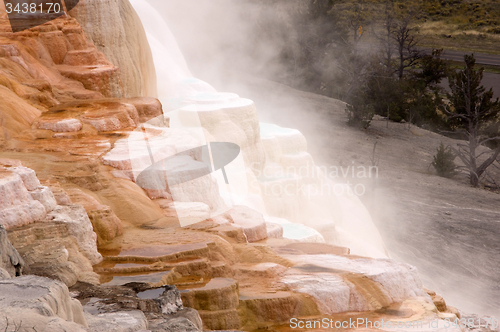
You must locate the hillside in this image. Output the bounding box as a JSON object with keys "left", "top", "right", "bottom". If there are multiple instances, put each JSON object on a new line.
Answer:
{"left": 417, "top": 0, "right": 500, "bottom": 54}
{"left": 359, "top": 0, "right": 500, "bottom": 54}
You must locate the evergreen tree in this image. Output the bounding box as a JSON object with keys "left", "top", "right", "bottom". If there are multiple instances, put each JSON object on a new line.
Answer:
{"left": 432, "top": 143, "right": 457, "bottom": 178}
{"left": 445, "top": 54, "right": 500, "bottom": 187}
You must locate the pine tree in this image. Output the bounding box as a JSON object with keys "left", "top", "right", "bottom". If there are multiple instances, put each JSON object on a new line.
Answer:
{"left": 432, "top": 143, "right": 457, "bottom": 178}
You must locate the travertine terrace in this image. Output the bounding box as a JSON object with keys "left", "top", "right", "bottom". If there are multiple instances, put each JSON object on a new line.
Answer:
{"left": 0, "top": 1, "right": 478, "bottom": 331}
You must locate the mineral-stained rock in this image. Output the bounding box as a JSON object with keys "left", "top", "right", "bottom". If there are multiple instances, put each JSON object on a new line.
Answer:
{"left": 196, "top": 309, "right": 241, "bottom": 331}
{"left": 0, "top": 82, "right": 42, "bottom": 140}
{"left": 425, "top": 288, "right": 453, "bottom": 315}
{"left": 102, "top": 127, "right": 178, "bottom": 170}
{"left": 227, "top": 206, "right": 268, "bottom": 243}
{"left": 64, "top": 48, "right": 106, "bottom": 66}
{"left": 126, "top": 97, "right": 164, "bottom": 123}
{"left": 0, "top": 159, "right": 22, "bottom": 167}
{"left": 0, "top": 225, "right": 23, "bottom": 277}
{"left": 239, "top": 291, "right": 319, "bottom": 325}
{"left": 38, "top": 30, "right": 69, "bottom": 64}
{"left": 0, "top": 170, "right": 46, "bottom": 229}
{"left": 207, "top": 224, "right": 247, "bottom": 243}
{"left": 36, "top": 117, "right": 83, "bottom": 132}
{"left": 0, "top": 16, "right": 122, "bottom": 104}
{"left": 180, "top": 278, "right": 241, "bottom": 330}
{"left": 280, "top": 254, "right": 430, "bottom": 314}
{"left": 66, "top": 188, "right": 123, "bottom": 245}
{"left": 57, "top": 65, "right": 123, "bottom": 99}
{"left": 8, "top": 222, "right": 99, "bottom": 287}
{"left": 433, "top": 294, "right": 448, "bottom": 312}
{"left": 69, "top": 0, "right": 157, "bottom": 98}
{"left": 181, "top": 278, "right": 239, "bottom": 312}
{"left": 80, "top": 101, "right": 139, "bottom": 131}
{"left": 87, "top": 207, "right": 124, "bottom": 245}
{"left": 0, "top": 275, "right": 87, "bottom": 327}
{"left": 49, "top": 184, "right": 73, "bottom": 205}
{"left": 46, "top": 205, "right": 102, "bottom": 265}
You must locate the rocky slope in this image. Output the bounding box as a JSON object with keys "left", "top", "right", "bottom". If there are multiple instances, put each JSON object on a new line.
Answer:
{"left": 0, "top": 1, "right": 493, "bottom": 332}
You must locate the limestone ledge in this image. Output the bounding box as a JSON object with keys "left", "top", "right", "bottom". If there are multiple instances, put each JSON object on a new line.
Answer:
{"left": 0, "top": 275, "right": 88, "bottom": 331}
{"left": 0, "top": 160, "right": 102, "bottom": 286}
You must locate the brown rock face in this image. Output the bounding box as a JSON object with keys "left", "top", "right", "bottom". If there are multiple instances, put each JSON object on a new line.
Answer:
{"left": 239, "top": 291, "right": 319, "bottom": 326}
{"left": 425, "top": 288, "right": 450, "bottom": 313}
{"left": 39, "top": 30, "right": 69, "bottom": 64}
{"left": 181, "top": 278, "right": 241, "bottom": 330}
{"left": 65, "top": 188, "right": 123, "bottom": 245}
{"left": 64, "top": 49, "right": 104, "bottom": 66}
{"left": 227, "top": 206, "right": 268, "bottom": 243}
{"left": 7, "top": 221, "right": 100, "bottom": 287}
{"left": 80, "top": 101, "right": 139, "bottom": 131}
{"left": 57, "top": 64, "right": 122, "bottom": 98}
{"left": 0, "top": 85, "right": 42, "bottom": 143}
{"left": 127, "top": 97, "right": 164, "bottom": 123}
{"left": 33, "top": 98, "right": 163, "bottom": 134}
{"left": 0, "top": 14, "right": 123, "bottom": 106}
{"left": 87, "top": 208, "right": 123, "bottom": 244}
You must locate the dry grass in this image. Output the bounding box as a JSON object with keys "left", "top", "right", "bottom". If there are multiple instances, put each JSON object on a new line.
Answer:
{"left": 417, "top": 20, "right": 500, "bottom": 55}
{"left": 358, "top": 0, "right": 500, "bottom": 54}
